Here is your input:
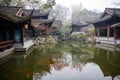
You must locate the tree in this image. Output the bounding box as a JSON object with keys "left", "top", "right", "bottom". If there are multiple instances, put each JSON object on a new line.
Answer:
{"left": 43, "top": 0, "right": 56, "bottom": 9}
{"left": 0, "top": 0, "right": 56, "bottom": 9}
{"left": 112, "top": 0, "right": 120, "bottom": 6}
{"left": 50, "top": 4, "right": 70, "bottom": 21}
{"left": 0, "top": 0, "right": 11, "bottom": 6}
{"left": 71, "top": 2, "right": 83, "bottom": 24}
{"left": 25, "top": 0, "right": 56, "bottom": 9}
{"left": 71, "top": 3, "right": 101, "bottom": 24}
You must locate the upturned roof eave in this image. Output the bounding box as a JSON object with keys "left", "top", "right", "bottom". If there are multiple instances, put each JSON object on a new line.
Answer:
{"left": 0, "top": 8, "right": 33, "bottom": 24}
{"left": 111, "top": 22, "right": 120, "bottom": 28}
{"left": 71, "top": 23, "right": 89, "bottom": 28}
{"left": 89, "top": 8, "right": 120, "bottom": 25}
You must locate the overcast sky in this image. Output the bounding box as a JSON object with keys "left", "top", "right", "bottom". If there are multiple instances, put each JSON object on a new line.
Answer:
{"left": 55, "top": 0, "right": 120, "bottom": 12}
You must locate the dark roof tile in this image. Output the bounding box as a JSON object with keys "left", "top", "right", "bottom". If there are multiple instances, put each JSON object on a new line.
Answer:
{"left": 89, "top": 8, "right": 120, "bottom": 24}
{"left": 0, "top": 6, "right": 32, "bottom": 23}
{"left": 71, "top": 23, "right": 89, "bottom": 28}
{"left": 39, "top": 18, "right": 54, "bottom": 24}
{"left": 24, "top": 9, "right": 49, "bottom": 18}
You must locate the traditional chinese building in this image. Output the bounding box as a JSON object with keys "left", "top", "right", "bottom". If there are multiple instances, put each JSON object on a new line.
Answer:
{"left": 70, "top": 23, "right": 89, "bottom": 34}
{"left": 25, "top": 9, "right": 54, "bottom": 37}
{"left": 89, "top": 8, "right": 120, "bottom": 46}
{"left": 0, "top": 6, "right": 34, "bottom": 51}
{"left": 35, "top": 18, "right": 54, "bottom": 36}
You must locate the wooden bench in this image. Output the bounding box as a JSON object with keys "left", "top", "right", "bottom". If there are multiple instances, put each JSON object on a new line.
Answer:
{"left": 0, "top": 40, "right": 14, "bottom": 51}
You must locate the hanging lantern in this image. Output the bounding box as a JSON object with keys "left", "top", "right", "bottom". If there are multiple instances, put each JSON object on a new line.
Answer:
{"left": 24, "top": 24, "right": 28, "bottom": 29}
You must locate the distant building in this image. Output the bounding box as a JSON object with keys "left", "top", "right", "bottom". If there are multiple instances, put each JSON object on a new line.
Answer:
{"left": 89, "top": 8, "right": 120, "bottom": 46}
{"left": 0, "top": 6, "right": 34, "bottom": 50}
{"left": 70, "top": 23, "right": 89, "bottom": 34}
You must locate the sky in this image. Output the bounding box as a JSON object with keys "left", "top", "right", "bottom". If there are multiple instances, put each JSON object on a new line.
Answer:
{"left": 55, "top": 0, "right": 120, "bottom": 12}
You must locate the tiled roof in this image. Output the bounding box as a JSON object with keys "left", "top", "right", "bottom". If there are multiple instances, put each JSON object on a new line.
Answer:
{"left": 89, "top": 15, "right": 112, "bottom": 24}
{"left": 0, "top": 6, "right": 32, "bottom": 23}
{"left": 34, "top": 18, "right": 54, "bottom": 30}
{"left": 89, "top": 8, "right": 120, "bottom": 24}
{"left": 24, "top": 9, "right": 49, "bottom": 18}
{"left": 102, "top": 8, "right": 120, "bottom": 17}
{"left": 39, "top": 18, "right": 54, "bottom": 24}
{"left": 31, "top": 20, "right": 40, "bottom": 27}
{"left": 111, "top": 22, "right": 120, "bottom": 28}
{"left": 0, "top": 6, "right": 20, "bottom": 14}
{"left": 71, "top": 23, "right": 89, "bottom": 28}
{"left": 32, "top": 18, "right": 54, "bottom": 26}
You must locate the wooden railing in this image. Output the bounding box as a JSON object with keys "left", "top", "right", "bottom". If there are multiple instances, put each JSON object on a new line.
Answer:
{"left": 0, "top": 40, "right": 14, "bottom": 51}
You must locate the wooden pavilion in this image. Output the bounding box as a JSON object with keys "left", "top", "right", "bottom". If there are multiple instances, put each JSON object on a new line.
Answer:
{"left": 24, "top": 9, "right": 50, "bottom": 27}
{"left": 0, "top": 6, "right": 34, "bottom": 50}
{"left": 34, "top": 18, "right": 54, "bottom": 36}
{"left": 70, "top": 23, "right": 89, "bottom": 33}
{"left": 24, "top": 9, "right": 54, "bottom": 37}
{"left": 89, "top": 8, "right": 120, "bottom": 46}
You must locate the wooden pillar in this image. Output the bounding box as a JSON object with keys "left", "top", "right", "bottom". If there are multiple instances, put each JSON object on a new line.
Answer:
{"left": 21, "top": 24, "right": 24, "bottom": 45}
{"left": 98, "top": 27, "right": 100, "bottom": 38}
{"left": 107, "top": 25, "right": 110, "bottom": 38}
{"left": 114, "top": 28, "right": 117, "bottom": 40}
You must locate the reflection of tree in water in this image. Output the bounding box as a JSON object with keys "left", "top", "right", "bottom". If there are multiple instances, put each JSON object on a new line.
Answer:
{"left": 48, "top": 42, "right": 94, "bottom": 71}
{"left": 68, "top": 42, "right": 95, "bottom": 71}
{"left": 51, "top": 53, "right": 71, "bottom": 71}
{"left": 32, "top": 47, "right": 54, "bottom": 80}
{"left": 71, "top": 53, "right": 91, "bottom": 71}
{"left": 35, "top": 43, "right": 71, "bottom": 71}
{"left": 0, "top": 49, "right": 39, "bottom": 80}
{"left": 34, "top": 44, "right": 71, "bottom": 72}
{"left": 32, "top": 42, "right": 95, "bottom": 79}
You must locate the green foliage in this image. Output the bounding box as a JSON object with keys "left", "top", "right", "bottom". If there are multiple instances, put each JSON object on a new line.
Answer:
{"left": 0, "top": 0, "right": 11, "bottom": 6}
{"left": 72, "top": 3, "right": 101, "bottom": 24}
{"left": 46, "top": 36, "right": 56, "bottom": 43}
{"left": 59, "top": 25, "right": 70, "bottom": 35}
{"left": 43, "top": 3, "right": 52, "bottom": 9}
{"left": 78, "top": 33, "right": 88, "bottom": 38}
{"left": 34, "top": 0, "right": 39, "bottom": 3}
{"left": 43, "top": 0, "right": 56, "bottom": 9}
{"left": 87, "top": 27, "right": 94, "bottom": 37}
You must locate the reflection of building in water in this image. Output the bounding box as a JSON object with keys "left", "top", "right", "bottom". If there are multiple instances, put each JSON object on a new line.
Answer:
{"left": 71, "top": 62, "right": 83, "bottom": 71}
{"left": 51, "top": 53, "right": 70, "bottom": 71}
{"left": 114, "top": 75, "right": 120, "bottom": 80}
{"left": 51, "top": 61, "right": 69, "bottom": 71}
{"left": 89, "top": 46, "right": 120, "bottom": 79}
{"left": 33, "top": 73, "right": 41, "bottom": 80}
{"left": 0, "top": 49, "right": 52, "bottom": 80}
{"left": 0, "top": 52, "right": 35, "bottom": 80}
{"left": 71, "top": 48, "right": 94, "bottom": 71}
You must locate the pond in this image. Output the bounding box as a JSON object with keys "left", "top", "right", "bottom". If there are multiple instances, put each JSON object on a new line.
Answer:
{"left": 0, "top": 42, "right": 120, "bottom": 80}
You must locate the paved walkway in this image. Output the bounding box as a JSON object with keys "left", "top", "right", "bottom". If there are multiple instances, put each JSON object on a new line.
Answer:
{"left": 15, "top": 40, "right": 34, "bottom": 51}
{"left": 0, "top": 48, "right": 14, "bottom": 65}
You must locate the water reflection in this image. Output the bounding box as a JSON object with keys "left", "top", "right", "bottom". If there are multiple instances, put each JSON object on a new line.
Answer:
{"left": 0, "top": 42, "right": 120, "bottom": 80}
{"left": 89, "top": 45, "right": 120, "bottom": 80}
